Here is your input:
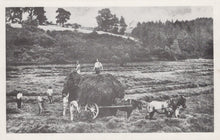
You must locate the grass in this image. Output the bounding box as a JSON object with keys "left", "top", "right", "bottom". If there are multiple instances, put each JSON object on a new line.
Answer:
{"left": 6, "top": 59, "right": 213, "bottom": 133}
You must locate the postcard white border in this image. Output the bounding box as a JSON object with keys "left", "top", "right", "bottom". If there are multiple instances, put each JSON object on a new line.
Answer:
{"left": 1, "top": 0, "right": 220, "bottom": 140}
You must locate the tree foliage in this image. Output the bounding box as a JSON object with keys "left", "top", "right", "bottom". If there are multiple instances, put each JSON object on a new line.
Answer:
{"left": 56, "top": 8, "right": 71, "bottom": 27}
{"left": 6, "top": 7, "right": 47, "bottom": 25}
{"left": 96, "top": 8, "right": 127, "bottom": 35}
{"left": 131, "top": 18, "right": 213, "bottom": 60}
{"left": 34, "top": 7, "right": 47, "bottom": 25}
{"left": 6, "top": 8, "right": 23, "bottom": 23}
{"left": 119, "top": 16, "right": 127, "bottom": 35}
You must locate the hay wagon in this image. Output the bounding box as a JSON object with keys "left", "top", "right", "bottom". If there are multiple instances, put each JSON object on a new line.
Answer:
{"left": 84, "top": 100, "right": 141, "bottom": 119}
{"left": 63, "top": 72, "right": 129, "bottom": 119}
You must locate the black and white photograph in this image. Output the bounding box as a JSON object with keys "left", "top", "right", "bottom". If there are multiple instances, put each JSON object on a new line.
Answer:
{"left": 5, "top": 6, "right": 214, "bottom": 133}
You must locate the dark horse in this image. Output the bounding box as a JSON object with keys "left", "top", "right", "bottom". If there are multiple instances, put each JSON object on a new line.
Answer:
{"left": 110, "top": 99, "right": 143, "bottom": 118}
{"left": 168, "top": 95, "right": 187, "bottom": 116}
{"left": 62, "top": 71, "right": 81, "bottom": 102}
{"left": 118, "top": 99, "right": 143, "bottom": 118}
{"left": 164, "top": 95, "right": 187, "bottom": 118}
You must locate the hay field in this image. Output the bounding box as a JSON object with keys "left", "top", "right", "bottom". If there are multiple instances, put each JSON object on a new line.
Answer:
{"left": 6, "top": 59, "right": 213, "bottom": 132}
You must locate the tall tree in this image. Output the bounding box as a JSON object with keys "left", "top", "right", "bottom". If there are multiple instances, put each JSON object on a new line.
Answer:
{"left": 22, "top": 7, "right": 47, "bottom": 25}
{"left": 6, "top": 8, "right": 23, "bottom": 23}
{"left": 111, "top": 14, "right": 119, "bottom": 34}
{"left": 22, "top": 7, "right": 35, "bottom": 20}
{"left": 119, "top": 16, "right": 127, "bottom": 35}
{"left": 56, "top": 8, "right": 71, "bottom": 27}
{"left": 96, "top": 8, "right": 114, "bottom": 32}
{"left": 34, "top": 7, "right": 47, "bottom": 25}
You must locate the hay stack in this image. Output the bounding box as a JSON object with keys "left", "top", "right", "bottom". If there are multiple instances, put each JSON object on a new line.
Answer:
{"left": 62, "top": 71, "right": 81, "bottom": 101}
{"left": 78, "top": 74, "right": 125, "bottom": 106}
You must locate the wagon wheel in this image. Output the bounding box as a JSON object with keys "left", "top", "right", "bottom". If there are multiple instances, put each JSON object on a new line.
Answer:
{"left": 85, "top": 103, "right": 99, "bottom": 119}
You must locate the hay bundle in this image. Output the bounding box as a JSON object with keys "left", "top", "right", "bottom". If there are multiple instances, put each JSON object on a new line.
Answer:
{"left": 78, "top": 74, "right": 125, "bottom": 106}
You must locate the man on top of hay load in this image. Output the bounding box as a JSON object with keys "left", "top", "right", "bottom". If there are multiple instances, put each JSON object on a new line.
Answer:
{"left": 93, "top": 59, "right": 103, "bottom": 74}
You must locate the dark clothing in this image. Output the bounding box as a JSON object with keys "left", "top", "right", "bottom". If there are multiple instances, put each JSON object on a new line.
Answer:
{"left": 48, "top": 95, "right": 53, "bottom": 103}
{"left": 95, "top": 68, "right": 101, "bottom": 74}
{"left": 17, "top": 98, "right": 22, "bottom": 108}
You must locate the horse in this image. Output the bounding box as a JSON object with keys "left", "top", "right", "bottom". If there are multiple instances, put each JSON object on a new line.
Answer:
{"left": 62, "top": 71, "right": 81, "bottom": 102}
{"left": 117, "top": 99, "right": 143, "bottom": 118}
{"left": 63, "top": 93, "right": 80, "bottom": 120}
{"left": 169, "top": 95, "right": 187, "bottom": 118}
{"left": 170, "top": 95, "right": 187, "bottom": 110}
{"left": 174, "top": 106, "right": 181, "bottom": 118}
{"left": 110, "top": 98, "right": 143, "bottom": 118}
{"left": 145, "top": 95, "right": 187, "bottom": 119}
{"left": 145, "top": 100, "right": 171, "bottom": 119}
{"left": 70, "top": 100, "right": 80, "bottom": 121}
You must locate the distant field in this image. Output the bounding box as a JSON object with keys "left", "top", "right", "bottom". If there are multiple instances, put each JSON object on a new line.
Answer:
{"left": 6, "top": 59, "right": 214, "bottom": 132}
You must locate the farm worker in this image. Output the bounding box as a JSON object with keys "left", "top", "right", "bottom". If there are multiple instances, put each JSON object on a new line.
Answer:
{"left": 62, "top": 71, "right": 81, "bottom": 120}
{"left": 75, "top": 60, "right": 81, "bottom": 74}
{"left": 47, "top": 86, "right": 53, "bottom": 104}
{"left": 16, "top": 92, "right": 23, "bottom": 109}
{"left": 37, "top": 94, "right": 46, "bottom": 115}
{"left": 93, "top": 59, "right": 103, "bottom": 74}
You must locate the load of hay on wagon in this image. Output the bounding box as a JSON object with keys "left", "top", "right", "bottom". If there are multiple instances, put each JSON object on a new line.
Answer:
{"left": 78, "top": 74, "right": 125, "bottom": 106}
{"left": 62, "top": 72, "right": 125, "bottom": 116}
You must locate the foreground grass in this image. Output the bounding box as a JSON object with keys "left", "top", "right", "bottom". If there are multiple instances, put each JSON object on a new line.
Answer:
{"left": 6, "top": 93, "right": 213, "bottom": 133}
{"left": 6, "top": 59, "right": 214, "bottom": 132}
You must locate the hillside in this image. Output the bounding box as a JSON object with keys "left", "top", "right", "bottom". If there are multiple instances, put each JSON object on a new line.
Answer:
{"left": 6, "top": 24, "right": 143, "bottom": 65}
{"left": 6, "top": 18, "right": 213, "bottom": 65}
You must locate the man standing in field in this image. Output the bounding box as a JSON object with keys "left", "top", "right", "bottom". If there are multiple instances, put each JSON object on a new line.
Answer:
{"left": 93, "top": 59, "right": 103, "bottom": 74}
{"left": 75, "top": 60, "right": 81, "bottom": 74}
{"left": 16, "top": 92, "right": 23, "bottom": 109}
{"left": 62, "top": 71, "right": 81, "bottom": 120}
{"left": 37, "top": 94, "right": 46, "bottom": 115}
{"left": 47, "top": 86, "right": 53, "bottom": 104}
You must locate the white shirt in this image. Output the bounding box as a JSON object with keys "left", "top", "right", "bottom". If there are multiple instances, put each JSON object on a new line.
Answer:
{"left": 37, "top": 96, "right": 43, "bottom": 102}
{"left": 94, "top": 62, "right": 103, "bottom": 69}
{"left": 47, "top": 89, "right": 53, "bottom": 96}
{"left": 76, "top": 64, "right": 81, "bottom": 74}
{"left": 17, "top": 93, "right": 23, "bottom": 99}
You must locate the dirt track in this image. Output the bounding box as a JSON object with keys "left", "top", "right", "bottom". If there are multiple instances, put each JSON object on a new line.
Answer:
{"left": 6, "top": 59, "right": 213, "bottom": 132}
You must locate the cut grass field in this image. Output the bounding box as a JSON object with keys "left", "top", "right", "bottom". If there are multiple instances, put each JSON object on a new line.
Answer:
{"left": 6, "top": 59, "right": 213, "bottom": 132}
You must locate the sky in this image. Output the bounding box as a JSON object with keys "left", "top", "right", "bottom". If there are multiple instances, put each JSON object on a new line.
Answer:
{"left": 44, "top": 7, "right": 213, "bottom": 27}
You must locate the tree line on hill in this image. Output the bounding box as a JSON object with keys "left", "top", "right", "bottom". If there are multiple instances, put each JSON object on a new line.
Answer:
{"left": 6, "top": 7, "right": 213, "bottom": 65}
{"left": 6, "top": 7, "right": 128, "bottom": 35}
{"left": 131, "top": 18, "right": 213, "bottom": 59}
